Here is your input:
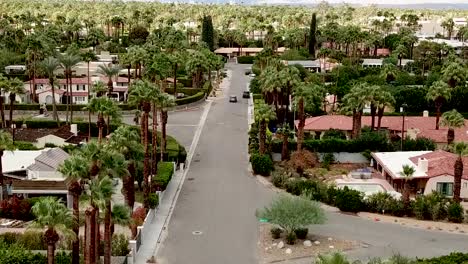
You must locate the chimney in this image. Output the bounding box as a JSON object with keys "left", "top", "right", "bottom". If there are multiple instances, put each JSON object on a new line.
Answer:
{"left": 423, "top": 110, "right": 429, "bottom": 117}
{"left": 70, "top": 124, "right": 78, "bottom": 136}
{"left": 418, "top": 158, "right": 428, "bottom": 173}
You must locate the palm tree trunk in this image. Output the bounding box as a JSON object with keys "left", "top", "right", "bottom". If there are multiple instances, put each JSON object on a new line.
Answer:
{"left": 173, "top": 64, "right": 178, "bottom": 96}
{"left": 88, "top": 62, "right": 92, "bottom": 140}
{"left": 435, "top": 104, "right": 441, "bottom": 130}
{"left": 161, "top": 111, "right": 168, "bottom": 161}
{"left": 125, "top": 162, "right": 136, "bottom": 210}
{"left": 297, "top": 98, "right": 305, "bottom": 152}
{"left": 143, "top": 109, "right": 150, "bottom": 208}
{"left": 0, "top": 150, "right": 4, "bottom": 199}
{"left": 50, "top": 79, "right": 59, "bottom": 124}
{"left": 97, "top": 114, "right": 104, "bottom": 143}
{"left": 70, "top": 75, "right": 74, "bottom": 123}
{"left": 448, "top": 128, "right": 455, "bottom": 145}
{"left": 66, "top": 75, "right": 70, "bottom": 124}
{"left": 47, "top": 243, "right": 55, "bottom": 264}
{"left": 454, "top": 157, "right": 463, "bottom": 202}
{"left": 9, "top": 94, "right": 15, "bottom": 128}
{"left": 259, "top": 120, "right": 266, "bottom": 155}
{"left": 0, "top": 96, "right": 5, "bottom": 128}
{"left": 104, "top": 200, "right": 111, "bottom": 264}
{"left": 281, "top": 132, "right": 289, "bottom": 161}
{"left": 152, "top": 105, "right": 158, "bottom": 175}
{"left": 370, "top": 104, "right": 376, "bottom": 130}
{"left": 70, "top": 182, "right": 81, "bottom": 264}
{"left": 403, "top": 180, "right": 411, "bottom": 208}
{"left": 377, "top": 107, "right": 384, "bottom": 131}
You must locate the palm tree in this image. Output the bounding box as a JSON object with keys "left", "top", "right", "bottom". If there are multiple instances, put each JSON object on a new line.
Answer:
{"left": 426, "top": 81, "right": 451, "bottom": 130}
{"left": 128, "top": 80, "right": 159, "bottom": 208}
{"left": 255, "top": 102, "right": 276, "bottom": 155}
{"left": 376, "top": 91, "right": 395, "bottom": 131}
{"left": 293, "top": 82, "right": 321, "bottom": 151}
{"left": 5, "top": 78, "right": 24, "bottom": 127}
{"left": 156, "top": 93, "right": 176, "bottom": 161}
{"left": 81, "top": 51, "right": 98, "bottom": 138}
{"left": 0, "top": 131, "right": 14, "bottom": 200}
{"left": 342, "top": 83, "right": 368, "bottom": 139}
{"left": 98, "top": 64, "right": 121, "bottom": 97}
{"left": 0, "top": 75, "right": 8, "bottom": 128}
{"left": 85, "top": 97, "right": 121, "bottom": 142}
{"left": 40, "top": 56, "right": 61, "bottom": 123}
{"left": 108, "top": 126, "right": 143, "bottom": 210}
{"left": 58, "top": 155, "right": 89, "bottom": 264}
{"left": 380, "top": 63, "right": 398, "bottom": 83}
{"left": 440, "top": 110, "right": 465, "bottom": 145}
{"left": 31, "top": 197, "right": 74, "bottom": 264}
{"left": 394, "top": 44, "right": 407, "bottom": 68}
{"left": 441, "top": 61, "right": 467, "bottom": 88}
{"left": 277, "top": 124, "right": 292, "bottom": 161}
{"left": 110, "top": 204, "right": 132, "bottom": 239}
{"left": 60, "top": 52, "right": 81, "bottom": 123}
{"left": 441, "top": 18, "right": 455, "bottom": 39}
{"left": 452, "top": 142, "right": 468, "bottom": 203}
{"left": 399, "top": 164, "right": 415, "bottom": 208}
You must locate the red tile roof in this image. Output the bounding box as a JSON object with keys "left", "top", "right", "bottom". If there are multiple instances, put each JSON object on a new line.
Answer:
{"left": 99, "top": 77, "right": 129, "bottom": 83}
{"left": 301, "top": 115, "right": 468, "bottom": 143}
{"left": 25, "top": 78, "right": 89, "bottom": 85}
{"left": 64, "top": 92, "right": 88, "bottom": 96}
{"left": 37, "top": 89, "right": 65, "bottom": 95}
{"left": 409, "top": 150, "right": 468, "bottom": 180}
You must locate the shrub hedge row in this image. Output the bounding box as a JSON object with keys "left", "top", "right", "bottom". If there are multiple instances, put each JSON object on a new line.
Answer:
{"left": 175, "top": 91, "right": 205, "bottom": 106}
{"left": 152, "top": 162, "right": 174, "bottom": 190}
{"left": 164, "top": 88, "right": 202, "bottom": 96}
{"left": 270, "top": 138, "right": 391, "bottom": 153}
{"left": 237, "top": 56, "right": 255, "bottom": 64}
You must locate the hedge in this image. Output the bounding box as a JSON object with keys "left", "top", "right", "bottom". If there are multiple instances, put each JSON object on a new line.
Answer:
{"left": 152, "top": 162, "right": 174, "bottom": 190}
{"left": 175, "top": 91, "right": 205, "bottom": 105}
{"left": 237, "top": 56, "right": 255, "bottom": 64}
{"left": 164, "top": 88, "right": 202, "bottom": 96}
{"left": 271, "top": 138, "right": 391, "bottom": 153}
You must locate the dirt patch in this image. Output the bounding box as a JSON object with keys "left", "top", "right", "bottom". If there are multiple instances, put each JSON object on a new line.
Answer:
{"left": 359, "top": 212, "right": 468, "bottom": 235}
{"left": 257, "top": 223, "right": 357, "bottom": 264}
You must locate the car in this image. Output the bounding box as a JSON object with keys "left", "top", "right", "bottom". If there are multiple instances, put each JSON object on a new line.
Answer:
{"left": 229, "top": 95, "right": 237, "bottom": 103}
{"left": 242, "top": 91, "right": 250, "bottom": 98}
{"left": 249, "top": 73, "right": 256, "bottom": 77}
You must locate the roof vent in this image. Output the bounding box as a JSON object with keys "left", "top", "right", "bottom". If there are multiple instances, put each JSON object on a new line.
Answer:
{"left": 423, "top": 110, "right": 429, "bottom": 117}
{"left": 418, "top": 158, "right": 428, "bottom": 173}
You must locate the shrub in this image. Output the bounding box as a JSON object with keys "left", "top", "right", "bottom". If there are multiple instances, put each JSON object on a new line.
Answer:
{"left": 447, "top": 202, "right": 464, "bottom": 223}
{"left": 294, "top": 228, "right": 308, "bottom": 239}
{"left": 321, "top": 153, "right": 335, "bottom": 170}
{"left": 325, "top": 184, "right": 339, "bottom": 206}
{"left": 152, "top": 162, "right": 174, "bottom": 190}
{"left": 335, "top": 187, "right": 364, "bottom": 213}
{"left": 285, "top": 232, "right": 297, "bottom": 245}
{"left": 14, "top": 141, "right": 38, "bottom": 150}
{"left": 237, "top": 56, "right": 255, "bottom": 64}
{"left": 175, "top": 91, "right": 205, "bottom": 106}
{"left": 271, "top": 170, "right": 289, "bottom": 188}
{"left": 413, "top": 192, "right": 447, "bottom": 220}
{"left": 148, "top": 193, "right": 159, "bottom": 209}
{"left": 16, "top": 231, "right": 46, "bottom": 250}
{"left": 288, "top": 150, "right": 319, "bottom": 174}
{"left": 270, "top": 227, "right": 282, "bottom": 239}
{"left": 251, "top": 154, "right": 273, "bottom": 176}
{"left": 0, "top": 233, "right": 18, "bottom": 245}
{"left": 0, "top": 197, "right": 33, "bottom": 221}
{"left": 249, "top": 78, "right": 261, "bottom": 94}
{"left": 112, "top": 234, "right": 130, "bottom": 256}
{"left": 285, "top": 178, "right": 311, "bottom": 196}
{"left": 132, "top": 207, "right": 147, "bottom": 227}
{"left": 322, "top": 129, "right": 347, "bottom": 140}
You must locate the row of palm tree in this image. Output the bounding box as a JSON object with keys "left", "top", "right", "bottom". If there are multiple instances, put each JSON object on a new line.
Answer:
{"left": 0, "top": 75, "right": 24, "bottom": 128}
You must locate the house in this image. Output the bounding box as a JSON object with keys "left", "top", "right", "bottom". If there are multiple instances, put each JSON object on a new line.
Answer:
{"left": 2, "top": 148, "right": 71, "bottom": 206}
{"left": 23, "top": 78, "right": 90, "bottom": 105}
{"left": 299, "top": 114, "right": 468, "bottom": 146}
{"left": 371, "top": 150, "right": 468, "bottom": 200}
{"left": 284, "top": 60, "right": 321, "bottom": 72}
{"left": 98, "top": 76, "right": 129, "bottom": 102}
{"left": 7, "top": 124, "right": 87, "bottom": 148}
{"left": 361, "top": 58, "right": 414, "bottom": 68}
{"left": 4, "top": 65, "right": 26, "bottom": 74}
{"left": 214, "top": 47, "right": 286, "bottom": 58}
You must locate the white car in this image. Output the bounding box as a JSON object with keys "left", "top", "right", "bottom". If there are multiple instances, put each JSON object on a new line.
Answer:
{"left": 249, "top": 73, "right": 256, "bottom": 77}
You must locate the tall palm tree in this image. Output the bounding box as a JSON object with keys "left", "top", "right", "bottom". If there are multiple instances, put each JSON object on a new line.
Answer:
{"left": 98, "top": 64, "right": 121, "bottom": 97}
{"left": 110, "top": 204, "right": 132, "bottom": 238}
{"left": 441, "top": 61, "right": 467, "bottom": 88}
{"left": 58, "top": 155, "right": 89, "bottom": 264}
{"left": 426, "top": 81, "right": 451, "bottom": 130}
{"left": 0, "top": 75, "right": 8, "bottom": 128}
{"left": 108, "top": 126, "right": 143, "bottom": 210}
{"left": 4, "top": 78, "right": 24, "bottom": 127}
{"left": 342, "top": 83, "right": 368, "bottom": 139}
{"left": 156, "top": 93, "right": 176, "bottom": 161}
{"left": 31, "top": 197, "right": 74, "bottom": 264}
{"left": 440, "top": 109, "right": 465, "bottom": 145}
{"left": 128, "top": 80, "right": 159, "bottom": 208}
{"left": 277, "top": 124, "right": 293, "bottom": 161}
{"left": 60, "top": 52, "right": 81, "bottom": 124}
{"left": 293, "top": 82, "right": 321, "bottom": 151}
{"left": 81, "top": 51, "right": 98, "bottom": 139}
{"left": 399, "top": 164, "right": 415, "bottom": 208}
{"left": 255, "top": 102, "right": 276, "bottom": 155}
{"left": 452, "top": 142, "right": 468, "bottom": 203}
{"left": 40, "top": 56, "right": 61, "bottom": 123}
{"left": 0, "top": 131, "right": 14, "bottom": 200}
{"left": 85, "top": 97, "right": 121, "bottom": 142}
{"left": 376, "top": 91, "right": 395, "bottom": 131}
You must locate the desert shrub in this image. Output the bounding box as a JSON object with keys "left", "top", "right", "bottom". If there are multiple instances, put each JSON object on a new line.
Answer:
{"left": 335, "top": 187, "right": 364, "bottom": 213}
{"left": 415, "top": 252, "right": 468, "bottom": 264}
{"left": 132, "top": 207, "right": 147, "bottom": 227}
{"left": 285, "top": 232, "right": 297, "bottom": 245}
{"left": 321, "top": 153, "right": 335, "bottom": 170}
{"left": 316, "top": 252, "right": 352, "bottom": 264}
{"left": 365, "top": 192, "right": 396, "bottom": 214}
{"left": 148, "top": 193, "right": 159, "bottom": 209}
{"left": 251, "top": 153, "right": 273, "bottom": 176}
{"left": 301, "top": 180, "right": 328, "bottom": 202}
{"left": 270, "top": 227, "right": 282, "bottom": 239}
{"left": 447, "top": 202, "right": 464, "bottom": 223}
{"left": 325, "top": 184, "right": 339, "bottom": 206}
{"left": 321, "top": 129, "right": 347, "bottom": 140}
{"left": 0, "top": 196, "right": 33, "bottom": 221}
{"left": 294, "top": 228, "right": 308, "bottom": 239}
{"left": 271, "top": 170, "right": 289, "bottom": 188}
{"left": 112, "top": 234, "right": 130, "bottom": 256}
{"left": 288, "top": 150, "right": 319, "bottom": 174}
{"left": 237, "top": 56, "right": 255, "bottom": 64}
{"left": 0, "top": 233, "right": 18, "bottom": 245}
{"left": 16, "top": 231, "right": 46, "bottom": 250}
{"left": 413, "top": 192, "right": 447, "bottom": 220}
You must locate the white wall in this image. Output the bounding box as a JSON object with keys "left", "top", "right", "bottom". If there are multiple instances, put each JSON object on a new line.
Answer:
{"left": 424, "top": 175, "right": 468, "bottom": 199}
{"left": 38, "top": 91, "right": 62, "bottom": 104}
{"left": 36, "top": 135, "right": 68, "bottom": 148}
{"left": 27, "top": 169, "right": 65, "bottom": 181}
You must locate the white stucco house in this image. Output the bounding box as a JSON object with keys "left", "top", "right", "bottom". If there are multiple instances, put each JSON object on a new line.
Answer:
{"left": 23, "top": 78, "right": 90, "bottom": 105}
{"left": 371, "top": 150, "right": 468, "bottom": 200}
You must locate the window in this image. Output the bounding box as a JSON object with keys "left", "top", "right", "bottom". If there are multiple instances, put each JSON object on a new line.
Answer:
{"left": 75, "top": 96, "right": 86, "bottom": 102}
{"left": 464, "top": 182, "right": 468, "bottom": 189}
{"left": 436, "top": 182, "right": 453, "bottom": 196}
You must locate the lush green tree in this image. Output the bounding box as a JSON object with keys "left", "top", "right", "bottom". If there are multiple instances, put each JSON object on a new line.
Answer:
{"left": 277, "top": 124, "right": 293, "bottom": 161}
{"left": 255, "top": 102, "right": 276, "bottom": 155}
{"left": 426, "top": 81, "right": 451, "bottom": 130}
{"left": 256, "top": 195, "right": 325, "bottom": 244}
{"left": 308, "top": 13, "right": 317, "bottom": 58}
{"left": 0, "top": 75, "right": 9, "bottom": 127}
{"left": 129, "top": 25, "right": 149, "bottom": 45}
{"left": 40, "top": 56, "right": 61, "bottom": 122}
{"left": 201, "top": 15, "right": 215, "bottom": 51}
{"left": 294, "top": 82, "right": 322, "bottom": 151}
{"left": 85, "top": 97, "right": 121, "bottom": 142}
{"left": 440, "top": 109, "right": 465, "bottom": 145}
{"left": 452, "top": 142, "right": 468, "bottom": 203}
{"left": 441, "top": 18, "right": 455, "bottom": 39}
{"left": 0, "top": 131, "right": 14, "bottom": 200}
{"left": 98, "top": 64, "right": 121, "bottom": 96}
{"left": 442, "top": 61, "right": 467, "bottom": 88}
{"left": 4, "top": 78, "right": 24, "bottom": 127}
{"left": 59, "top": 51, "right": 81, "bottom": 123}
{"left": 342, "top": 83, "right": 368, "bottom": 139}
{"left": 399, "top": 164, "right": 415, "bottom": 208}
{"left": 31, "top": 197, "right": 74, "bottom": 264}
{"left": 81, "top": 51, "right": 99, "bottom": 139}
{"left": 156, "top": 93, "right": 176, "bottom": 161}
